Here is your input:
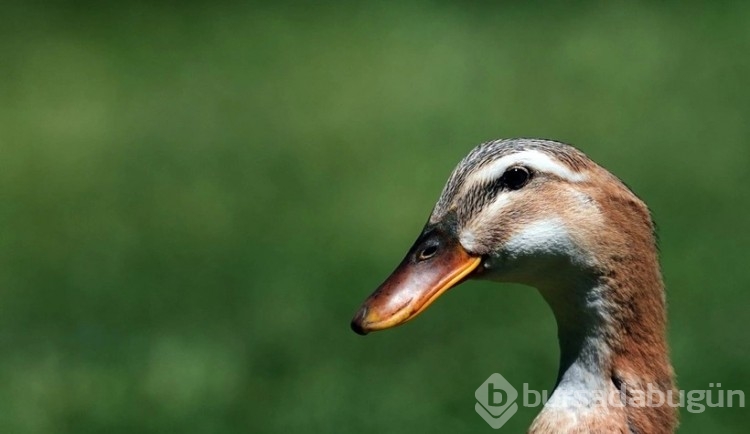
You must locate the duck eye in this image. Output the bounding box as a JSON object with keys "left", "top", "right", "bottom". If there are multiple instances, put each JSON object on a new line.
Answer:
{"left": 501, "top": 166, "right": 531, "bottom": 190}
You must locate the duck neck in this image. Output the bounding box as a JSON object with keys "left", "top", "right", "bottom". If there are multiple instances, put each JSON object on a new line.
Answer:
{"left": 528, "top": 280, "right": 621, "bottom": 434}
{"left": 531, "top": 257, "right": 677, "bottom": 433}
{"left": 541, "top": 277, "right": 617, "bottom": 403}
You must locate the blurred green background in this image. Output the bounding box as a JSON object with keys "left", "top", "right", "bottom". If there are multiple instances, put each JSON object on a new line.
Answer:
{"left": 1, "top": 1, "right": 749, "bottom": 433}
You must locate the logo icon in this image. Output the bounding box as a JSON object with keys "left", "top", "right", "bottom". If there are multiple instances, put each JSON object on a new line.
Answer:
{"left": 475, "top": 373, "right": 518, "bottom": 429}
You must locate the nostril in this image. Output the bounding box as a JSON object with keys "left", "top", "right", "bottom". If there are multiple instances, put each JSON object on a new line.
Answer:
{"left": 418, "top": 244, "right": 438, "bottom": 261}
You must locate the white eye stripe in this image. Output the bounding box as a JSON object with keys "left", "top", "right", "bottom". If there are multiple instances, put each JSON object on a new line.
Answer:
{"left": 463, "top": 150, "right": 586, "bottom": 192}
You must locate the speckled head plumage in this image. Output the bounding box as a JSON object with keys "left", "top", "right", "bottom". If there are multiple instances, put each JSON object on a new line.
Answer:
{"left": 433, "top": 138, "right": 594, "bottom": 222}
{"left": 427, "top": 138, "right": 649, "bottom": 272}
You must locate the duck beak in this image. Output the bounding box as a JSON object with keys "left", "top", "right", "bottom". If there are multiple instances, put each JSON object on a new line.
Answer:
{"left": 351, "top": 228, "right": 482, "bottom": 335}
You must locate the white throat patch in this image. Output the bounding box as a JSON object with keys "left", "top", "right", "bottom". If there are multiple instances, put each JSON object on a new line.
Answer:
{"left": 504, "top": 218, "right": 578, "bottom": 258}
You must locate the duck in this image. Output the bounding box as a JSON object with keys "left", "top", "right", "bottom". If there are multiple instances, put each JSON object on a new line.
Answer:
{"left": 351, "top": 138, "right": 677, "bottom": 433}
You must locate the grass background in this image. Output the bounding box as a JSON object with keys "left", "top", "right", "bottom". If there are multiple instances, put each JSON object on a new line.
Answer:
{"left": 1, "top": 1, "right": 749, "bottom": 432}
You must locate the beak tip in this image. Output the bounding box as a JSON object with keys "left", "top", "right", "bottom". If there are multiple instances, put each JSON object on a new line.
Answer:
{"left": 350, "top": 307, "right": 370, "bottom": 336}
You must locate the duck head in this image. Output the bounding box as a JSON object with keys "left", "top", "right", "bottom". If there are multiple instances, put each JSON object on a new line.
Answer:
{"left": 351, "top": 138, "right": 645, "bottom": 335}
